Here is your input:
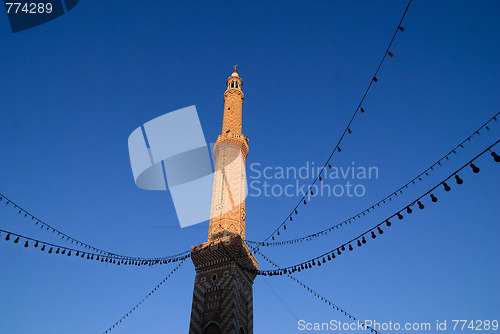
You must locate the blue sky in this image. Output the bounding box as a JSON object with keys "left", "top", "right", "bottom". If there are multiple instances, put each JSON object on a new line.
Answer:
{"left": 0, "top": 1, "right": 499, "bottom": 333}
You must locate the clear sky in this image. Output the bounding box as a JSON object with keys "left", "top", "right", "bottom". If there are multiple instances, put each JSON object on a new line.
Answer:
{"left": 0, "top": 1, "right": 499, "bottom": 333}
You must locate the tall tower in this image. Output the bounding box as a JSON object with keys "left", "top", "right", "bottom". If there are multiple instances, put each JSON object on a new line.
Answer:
{"left": 189, "top": 67, "right": 258, "bottom": 334}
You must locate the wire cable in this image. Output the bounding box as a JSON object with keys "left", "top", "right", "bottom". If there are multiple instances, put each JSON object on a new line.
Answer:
{"left": 0, "top": 194, "right": 190, "bottom": 262}
{"left": 102, "top": 260, "right": 186, "bottom": 333}
{"left": 0, "top": 226, "right": 190, "bottom": 266}
{"left": 255, "top": 248, "right": 382, "bottom": 334}
{"left": 257, "top": 0, "right": 413, "bottom": 246}
{"left": 262, "top": 278, "right": 313, "bottom": 334}
{"left": 247, "top": 111, "right": 499, "bottom": 247}
{"left": 251, "top": 139, "right": 499, "bottom": 275}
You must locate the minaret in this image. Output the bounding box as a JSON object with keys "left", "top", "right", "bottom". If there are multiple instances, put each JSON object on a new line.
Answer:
{"left": 189, "top": 67, "right": 258, "bottom": 334}
{"left": 208, "top": 65, "right": 248, "bottom": 241}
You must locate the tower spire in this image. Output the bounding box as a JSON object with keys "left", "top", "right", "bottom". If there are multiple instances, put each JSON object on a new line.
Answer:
{"left": 208, "top": 68, "right": 248, "bottom": 240}
{"left": 221, "top": 67, "right": 244, "bottom": 135}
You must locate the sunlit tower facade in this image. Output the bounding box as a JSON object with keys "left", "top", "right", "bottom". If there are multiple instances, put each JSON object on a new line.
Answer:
{"left": 189, "top": 67, "right": 258, "bottom": 334}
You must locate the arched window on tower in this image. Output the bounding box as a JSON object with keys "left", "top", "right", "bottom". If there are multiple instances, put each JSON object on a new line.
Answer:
{"left": 204, "top": 322, "right": 221, "bottom": 334}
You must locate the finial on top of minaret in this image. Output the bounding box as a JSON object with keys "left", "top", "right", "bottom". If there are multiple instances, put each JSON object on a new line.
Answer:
{"left": 231, "top": 65, "right": 239, "bottom": 77}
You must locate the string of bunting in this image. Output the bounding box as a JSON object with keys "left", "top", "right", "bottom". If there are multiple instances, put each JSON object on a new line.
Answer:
{"left": 0, "top": 194, "right": 190, "bottom": 262}
{"left": 215, "top": 240, "right": 379, "bottom": 333}
{"left": 253, "top": 247, "right": 382, "bottom": 334}
{"left": 247, "top": 111, "right": 499, "bottom": 247}
{"left": 257, "top": 0, "right": 413, "bottom": 247}
{"left": 242, "top": 139, "right": 500, "bottom": 275}
{"left": 103, "top": 259, "right": 186, "bottom": 333}
{"left": 0, "top": 226, "right": 190, "bottom": 266}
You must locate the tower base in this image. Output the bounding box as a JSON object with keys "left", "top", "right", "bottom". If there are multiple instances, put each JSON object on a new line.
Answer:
{"left": 189, "top": 236, "right": 258, "bottom": 334}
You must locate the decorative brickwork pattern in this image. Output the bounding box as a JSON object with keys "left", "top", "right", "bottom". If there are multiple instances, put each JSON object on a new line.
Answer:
{"left": 189, "top": 236, "right": 257, "bottom": 334}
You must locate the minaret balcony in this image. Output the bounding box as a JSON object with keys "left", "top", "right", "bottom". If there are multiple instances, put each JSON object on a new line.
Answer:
{"left": 214, "top": 133, "right": 249, "bottom": 158}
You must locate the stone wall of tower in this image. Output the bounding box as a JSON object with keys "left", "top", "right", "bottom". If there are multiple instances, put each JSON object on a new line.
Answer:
{"left": 207, "top": 71, "right": 248, "bottom": 242}
{"left": 189, "top": 236, "right": 257, "bottom": 334}
{"left": 222, "top": 88, "right": 244, "bottom": 135}
{"left": 208, "top": 141, "right": 247, "bottom": 241}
